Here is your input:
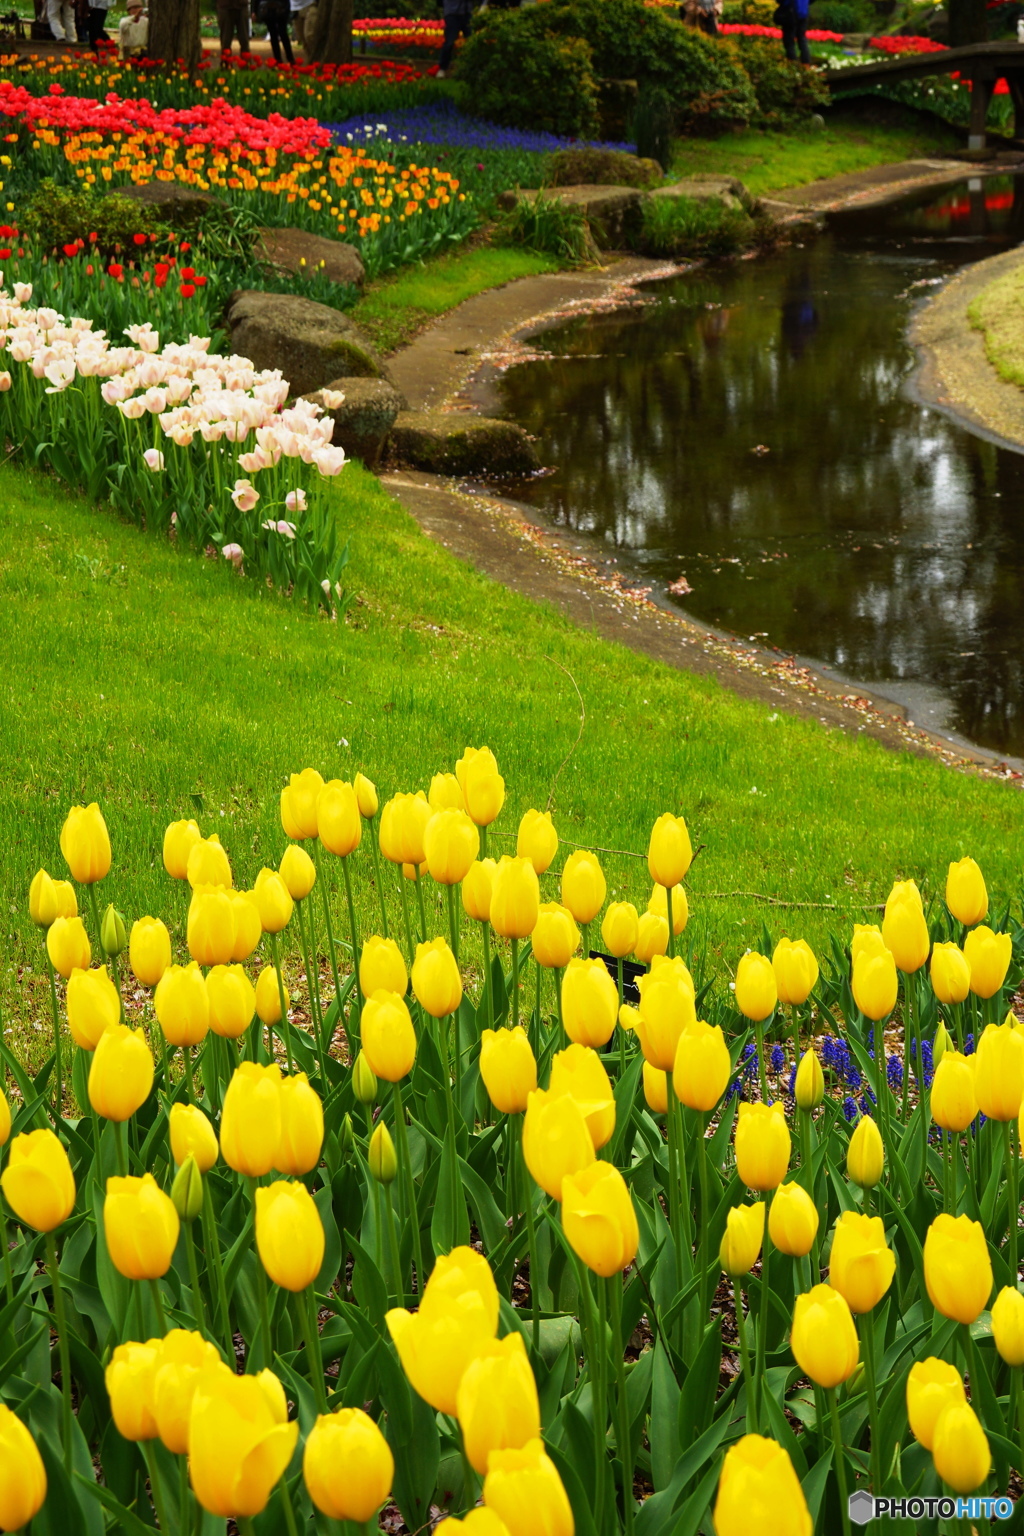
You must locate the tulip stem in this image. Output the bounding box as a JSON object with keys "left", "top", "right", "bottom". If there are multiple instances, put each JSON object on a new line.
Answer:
{"left": 303, "top": 1284, "right": 329, "bottom": 1413}
{"left": 586, "top": 1266, "right": 609, "bottom": 1521}
{"left": 860, "top": 1311, "right": 883, "bottom": 1493}
{"left": 1, "top": 1212, "right": 13, "bottom": 1307}
{"left": 534, "top": 961, "right": 541, "bottom": 1060}
{"left": 112, "top": 1118, "right": 127, "bottom": 1176}
{"left": 519, "top": 1127, "right": 540, "bottom": 1354}
{"left": 754, "top": 1021, "right": 768, "bottom": 1107}
{"left": 828, "top": 1388, "right": 853, "bottom": 1536}
{"left": 312, "top": 840, "right": 346, "bottom": 1035}
{"left": 248, "top": 1179, "right": 273, "bottom": 1369}
{"left": 270, "top": 933, "right": 296, "bottom": 1075}
{"left": 183, "top": 1219, "right": 208, "bottom": 1337}
{"left": 1004, "top": 1121, "right": 1018, "bottom": 1283}
{"left": 607, "top": 1275, "right": 635, "bottom": 1536}
{"left": 148, "top": 1278, "right": 167, "bottom": 1336}
{"left": 901, "top": 977, "right": 913, "bottom": 1123}
{"left": 183, "top": 1044, "right": 197, "bottom": 1105}
{"left": 447, "top": 882, "right": 460, "bottom": 968}
{"left": 799, "top": 1111, "right": 821, "bottom": 1279}
{"left": 178, "top": 1451, "right": 190, "bottom": 1535}
{"left": 397, "top": 872, "right": 415, "bottom": 969}
{"left": 201, "top": 1179, "right": 234, "bottom": 1360}
{"left": 368, "top": 816, "right": 390, "bottom": 939}
{"left": 413, "top": 866, "right": 427, "bottom": 945}
{"left": 511, "top": 938, "right": 520, "bottom": 1034}
{"left": 45, "top": 1233, "right": 73, "bottom": 1474}
{"left": 695, "top": 1111, "right": 709, "bottom": 1321}
{"left": 755, "top": 1195, "right": 772, "bottom": 1434}
{"left": 295, "top": 900, "right": 322, "bottom": 1055}
{"left": 42, "top": 945, "right": 65, "bottom": 1123}
{"left": 665, "top": 886, "right": 674, "bottom": 960}
{"left": 733, "top": 1280, "right": 756, "bottom": 1434}
{"left": 962, "top": 1323, "right": 984, "bottom": 1427}
{"left": 482, "top": 922, "right": 493, "bottom": 1033}
{"left": 664, "top": 1078, "right": 685, "bottom": 1317}
{"left": 341, "top": 855, "right": 363, "bottom": 1057}
{"left": 383, "top": 1183, "right": 403, "bottom": 1305}
{"left": 392, "top": 1081, "right": 425, "bottom": 1295}
{"left": 143, "top": 1439, "right": 173, "bottom": 1534}
{"left": 554, "top": 967, "right": 565, "bottom": 1038}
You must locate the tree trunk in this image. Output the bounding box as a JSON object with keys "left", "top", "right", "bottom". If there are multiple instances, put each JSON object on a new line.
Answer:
{"left": 307, "top": 0, "right": 352, "bottom": 64}
{"left": 148, "top": 0, "right": 202, "bottom": 73}
{"left": 947, "top": 0, "right": 987, "bottom": 49}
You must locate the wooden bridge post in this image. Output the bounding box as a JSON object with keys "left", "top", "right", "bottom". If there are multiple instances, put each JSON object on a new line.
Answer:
{"left": 968, "top": 69, "right": 995, "bottom": 151}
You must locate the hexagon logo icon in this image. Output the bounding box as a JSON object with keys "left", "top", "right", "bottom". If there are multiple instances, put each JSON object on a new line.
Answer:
{"left": 848, "top": 1491, "right": 876, "bottom": 1526}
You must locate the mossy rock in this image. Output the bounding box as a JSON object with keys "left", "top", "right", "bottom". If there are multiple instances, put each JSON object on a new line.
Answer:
{"left": 303, "top": 378, "right": 406, "bottom": 469}
{"left": 225, "top": 291, "right": 387, "bottom": 398}
{"left": 110, "top": 183, "right": 223, "bottom": 226}
{"left": 547, "top": 147, "right": 664, "bottom": 190}
{"left": 386, "top": 412, "right": 540, "bottom": 477}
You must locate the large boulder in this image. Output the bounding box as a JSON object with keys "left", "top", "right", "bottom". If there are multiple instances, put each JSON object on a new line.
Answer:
{"left": 386, "top": 412, "right": 540, "bottom": 477}
{"left": 497, "top": 185, "right": 645, "bottom": 250}
{"left": 110, "top": 183, "right": 223, "bottom": 225}
{"left": 302, "top": 378, "right": 406, "bottom": 469}
{"left": 548, "top": 146, "right": 662, "bottom": 190}
{"left": 651, "top": 176, "right": 754, "bottom": 215}
{"left": 225, "top": 291, "right": 387, "bottom": 400}
{"left": 257, "top": 227, "right": 365, "bottom": 292}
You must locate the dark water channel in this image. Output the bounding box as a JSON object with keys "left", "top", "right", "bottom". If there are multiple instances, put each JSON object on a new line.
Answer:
{"left": 497, "top": 175, "right": 1024, "bottom": 760}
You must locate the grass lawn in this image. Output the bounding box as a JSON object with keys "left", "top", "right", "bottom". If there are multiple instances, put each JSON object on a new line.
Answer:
{"left": 968, "top": 259, "right": 1024, "bottom": 388}
{"left": 2, "top": 458, "right": 1022, "bottom": 1054}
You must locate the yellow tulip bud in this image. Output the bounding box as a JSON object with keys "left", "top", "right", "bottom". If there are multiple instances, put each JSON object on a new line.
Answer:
{"left": 647, "top": 812, "right": 693, "bottom": 888}
{"left": 846, "top": 1114, "right": 884, "bottom": 1188}
{"left": 462, "top": 858, "right": 496, "bottom": 923}
{"left": 719, "top": 1201, "right": 765, "bottom": 1275}
{"left": 532, "top": 902, "right": 579, "bottom": 969}
{"left": 169, "top": 1102, "right": 219, "bottom": 1172}
{"left": 411, "top": 937, "right": 462, "bottom": 1018}
{"left": 768, "top": 1182, "right": 819, "bottom": 1258}
{"left": 772, "top": 938, "right": 819, "bottom": 1006}
{"left": 303, "top": 1407, "right": 394, "bottom": 1522}
{"left": 386, "top": 1246, "right": 499, "bottom": 1415}
{"left": 522, "top": 1087, "right": 595, "bottom": 1200}
{"left": 561, "top": 957, "right": 618, "bottom": 1048}
{"left": 852, "top": 948, "right": 898, "bottom": 1022}
{"left": 642, "top": 1060, "right": 669, "bottom": 1114}
{"left": 424, "top": 808, "right": 480, "bottom": 886}
{"left": 906, "top": 1357, "right": 966, "bottom": 1449}
{"left": 152, "top": 1329, "right": 221, "bottom": 1455}
{"left": 924, "top": 1213, "right": 992, "bottom": 1324}
{"left": 52, "top": 880, "right": 78, "bottom": 920}
{"left": 255, "top": 966, "right": 283, "bottom": 1026}
{"left": 932, "top": 1401, "right": 991, "bottom": 1494}
{"left": 828, "top": 1211, "right": 895, "bottom": 1313}
{"left": 560, "top": 850, "right": 606, "bottom": 925}
{"left": 281, "top": 768, "right": 325, "bottom": 841}
{"left": 360, "top": 935, "right": 407, "bottom": 998}
{"left": 369, "top": 1121, "right": 397, "bottom": 1184}
{"left": 379, "top": 791, "right": 431, "bottom": 865}
{"left": 517, "top": 809, "right": 558, "bottom": 875}
{"left": 562, "top": 1159, "right": 639, "bottom": 1276}
{"left": 457, "top": 747, "right": 505, "bottom": 827}
{"left": 931, "top": 1051, "right": 977, "bottom": 1132}
{"left": 206, "top": 964, "right": 256, "bottom": 1040}
{"left": 163, "top": 818, "right": 201, "bottom": 879}
{"left": 318, "top": 779, "right": 362, "bottom": 858}
{"left": 964, "top": 925, "right": 1012, "bottom": 1000}
{"left": 88, "top": 1023, "right": 154, "bottom": 1122}
{"left": 882, "top": 881, "right": 929, "bottom": 974}
{"left": 429, "top": 772, "right": 464, "bottom": 812}
{"left": 673, "top": 1019, "right": 731, "bottom": 1112}
{"left": 0, "top": 1405, "right": 47, "bottom": 1531}
{"left": 635, "top": 955, "right": 697, "bottom": 1070}
{"left": 229, "top": 891, "right": 262, "bottom": 962}
{"left": 46, "top": 915, "right": 91, "bottom": 980}
{"left": 602, "top": 901, "right": 639, "bottom": 959}
{"left": 253, "top": 868, "right": 293, "bottom": 933}
{"left": 735, "top": 952, "right": 777, "bottom": 1022}
{"left": 352, "top": 1051, "right": 378, "bottom": 1106}
{"left": 60, "top": 802, "right": 111, "bottom": 884}
{"left": 735, "top": 1101, "right": 790, "bottom": 1191}
{"left": 933, "top": 1021, "right": 951, "bottom": 1070}
{"left": 221, "top": 1062, "right": 283, "bottom": 1177}
{"left": 790, "top": 1283, "right": 860, "bottom": 1388}
{"left": 354, "top": 771, "right": 379, "bottom": 819}
{"left": 851, "top": 924, "right": 887, "bottom": 967}
{"left": 974, "top": 1020, "right": 1024, "bottom": 1121}
{"left": 794, "top": 1049, "right": 824, "bottom": 1110}
{"left": 361, "top": 991, "right": 417, "bottom": 1083}
{"left": 155, "top": 962, "right": 210, "bottom": 1047}
{"left": 279, "top": 843, "right": 316, "bottom": 901}
{"left": 28, "top": 868, "right": 58, "bottom": 928}
{"left": 66, "top": 963, "right": 119, "bottom": 1048}
{"left": 930, "top": 942, "right": 971, "bottom": 1006}
{"left": 480, "top": 1026, "right": 537, "bottom": 1115}
{"left": 713, "top": 1434, "right": 812, "bottom": 1536}
{"left": 0, "top": 1128, "right": 75, "bottom": 1232}
{"left": 457, "top": 1333, "right": 541, "bottom": 1474}
{"left": 105, "top": 1340, "right": 160, "bottom": 1441}
{"left": 187, "top": 885, "right": 236, "bottom": 966}
{"left": 435, "top": 1512, "right": 510, "bottom": 1536}
{"left": 483, "top": 1438, "right": 574, "bottom": 1536}
{"left": 647, "top": 882, "right": 688, "bottom": 936}
{"left": 992, "top": 1286, "right": 1024, "bottom": 1367}
{"left": 186, "top": 834, "right": 232, "bottom": 891}
{"left": 100, "top": 904, "right": 127, "bottom": 958}
{"left": 189, "top": 1363, "right": 298, "bottom": 1517}
{"left": 634, "top": 910, "right": 669, "bottom": 964}
{"left": 549, "top": 1042, "right": 615, "bottom": 1149}
{"left": 255, "top": 1179, "right": 325, "bottom": 1291}
{"left": 490, "top": 856, "right": 540, "bottom": 941}
{"left": 129, "top": 916, "right": 171, "bottom": 988}
{"left": 946, "top": 856, "right": 988, "bottom": 927}
{"left": 277, "top": 1073, "right": 324, "bottom": 1175}
{"left": 104, "top": 1173, "right": 180, "bottom": 1280}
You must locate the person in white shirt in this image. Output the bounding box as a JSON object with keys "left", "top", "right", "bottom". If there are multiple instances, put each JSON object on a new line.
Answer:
{"left": 117, "top": 0, "right": 147, "bottom": 56}
{"left": 46, "top": 0, "right": 76, "bottom": 41}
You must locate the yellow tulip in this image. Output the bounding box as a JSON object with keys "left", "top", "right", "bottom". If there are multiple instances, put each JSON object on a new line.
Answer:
{"left": 772, "top": 938, "right": 819, "bottom": 1006}
{"left": 964, "top": 925, "right": 1012, "bottom": 1000}
{"left": 946, "top": 856, "right": 988, "bottom": 927}
{"left": 635, "top": 955, "right": 697, "bottom": 1070}
{"left": 411, "top": 937, "right": 462, "bottom": 1018}
{"left": 930, "top": 1051, "right": 977, "bottom": 1133}
{"left": 253, "top": 868, "right": 294, "bottom": 933}
{"left": 522, "top": 1088, "right": 595, "bottom": 1200}
{"left": 429, "top": 772, "right": 464, "bottom": 812}
{"left": 794, "top": 1049, "right": 824, "bottom": 1110}
{"left": 60, "top": 802, "right": 111, "bottom": 884}
{"left": 255, "top": 966, "right": 282, "bottom": 1026}
{"left": 361, "top": 991, "right": 417, "bottom": 1083}
{"left": 924, "top": 1213, "right": 992, "bottom": 1324}
{"left": 930, "top": 942, "right": 971, "bottom": 1006}
{"left": 562, "top": 1160, "right": 638, "bottom": 1276}
{"left": 933, "top": 1401, "right": 991, "bottom": 1494}
{"left": 713, "top": 1433, "right": 812, "bottom": 1536}
{"left": 152, "top": 1329, "right": 221, "bottom": 1455}
{"left": 386, "top": 1246, "right": 499, "bottom": 1415}
{"left": 647, "top": 812, "right": 693, "bottom": 888}
{"left": 790, "top": 1283, "right": 860, "bottom": 1388}
{"left": 28, "top": 868, "right": 58, "bottom": 928}
{"left": 0, "top": 1090, "right": 9, "bottom": 1148}
{"left": 354, "top": 771, "right": 379, "bottom": 819}
{"left": 882, "top": 881, "right": 929, "bottom": 973}
{"left": 155, "top": 962, "right": 210, "bottom": 1047}
{"left": 280, "top": 768, "right": 325, "bottom": 841}
{"left": 647, "top": 882, "right": 688, "bottom": 936}
{"left": 517, "top": 809, "right": 558, "bottom": 875}
{"left": 436, "top": 1511, "right": 510, "bottom": 1536}
{"left": 735, "top": 1102, "right": 790, "bottom": 1191}
{"left": 490, "top": 856, "right": 540, "bottom": 941}
{"left": 846, "top": 1114, "right": 884, "bottom": 1188}
{"left": 169, "top": 1103, "right": 219, "bottom": 1172}
{"left": 163, "top": 819, "right": 202, "bottom": 879}
{"left": 457, "top": 1332, "right": 541, "bottom": 1474}
{"left": 634, "top": 910, "right": 669, "bottom": 964}
{"left": 483, "top": 1439, "right": 574, "bottom": 1536}
{"left": 279, "top": 843, "right": 316, "bottom": 901}
{"left": 317, "top": 779, "right": 362, "bottom": 858}
{"left": 0, "top": 1129, "right": 75, "bottom": 1231}
{"left": 424, "top": 808, "right": 480, "bottom": 886}
{"left": 104, "top": 1173, "right": 179, "bottom": 1280}
{"left": 303, "top": 1407, "right": 395, "bottom": 1522}
{"left": 457, "top": 747, "right": 505, "bottom": 827}
{"left": 768, "top": 1183, "right": 819, "bottom": 1258}
{"left": 720, "top": 1201, "right": 765, "bottom": 1275}
{"left": 851, "top": 924, "right": 887, "bottom": 966}
{"left": 906, "top": 1357, "right": 966, "bottom": 1449}
{"left": 66, "top": 963, "right": 119, "bottom": 1048}
{"left": 105, "top": 1339, "right": 160, "bottom": 1441}
{"left": 186, "top": 834, "right": 232, "bottom": 890}
{"left": 643, "top": 1060, "right": 669, "bottom": 1114}
{"left": 673, "top": 1019, "right": 731, "bottom": 1112}
{"left": 561, "top": 957, "right": 618, "bottom": 1048}
{"left": 735, "top": 952, "right": 777, "bottom": 1022}
{"left": 851, "top": 948, "right": 898, "bottom": 1021}
{"left": 206, "top": 964, "right": 256, "bottom": 1040}
{"left": 991, "top": 1286, "right": 1024, "bottom": 1366}
{"left": 88, "top": 1023, "right": 154, "bottom": 1122}
{"left": 276, "top": 1073, "right": 324, "bottom": 1175}
{"left": 0, "top": 1405, "right": 47, "bottom": 1531}
{"left": 828, "top": 1211, "right": 895, "bottom": 1313}
{"left": 187, "top": 885, "right": 236, "bottom": 966}
{"left": 560, "top": 850, "right": 606, "bottom": 925}
{"left": 360, "top": 935, "right": 407, "bottom": 998}
{"left": 462, "top": 858, "right": 496, "bottom": 923}
{"left": 480, "top": 1027, "right": 537, "bottom": 1115}
{"left": 379, "top": 791, "right": 432, "bottom": 866}
{"left": 532, "top": 903, "right": 579, "bottom": 969}
{"left": 602, "top": 902, "right": 639, "bottom": 959}
{"left": 46, "top": 915, "right": 91, "bottom": 979}
{"left": 229, "top": 891, "right": 262, "bottom": 962}
{"left": 549, "top": 1043, "right": 615, "bottom": 1149}
{"left": 51, "top": 880, "right": 77, "bottom": 920}
{"left": 255, "top": 1180, "right": 325, "bottom": 1291}
{"left": 973, "top": 1020, "right": 1024, "bottom": 1121}
{"left": 129, "top": 916, "right": 171, "bottom": 988}
{"left": 221, "top": 1062, "right": 283, "bottom": 1177}
{"left": 189, "top": 1363, "right": 298, "bottom": 1517}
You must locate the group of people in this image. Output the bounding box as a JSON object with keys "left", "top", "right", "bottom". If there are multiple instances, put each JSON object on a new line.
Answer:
{"left": 44, "top": 0, "right": 146, "bottom": 54}
{"left": 680, "top": 0, "right": 812, "bottom": 64}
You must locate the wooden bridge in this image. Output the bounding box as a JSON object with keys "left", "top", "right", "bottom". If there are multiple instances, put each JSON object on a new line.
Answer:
{"left": 826, "top": 41, "right": 1024, "bottom": 149}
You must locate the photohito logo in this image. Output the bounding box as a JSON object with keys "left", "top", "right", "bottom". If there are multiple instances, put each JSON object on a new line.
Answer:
{"left": 849, "top": 1493, "right": 1015, "bottom": 1524}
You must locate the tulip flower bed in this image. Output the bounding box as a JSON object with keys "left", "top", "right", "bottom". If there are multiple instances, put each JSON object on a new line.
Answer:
{"left": 2, "top": 757, "right": 1024, "bottom": 1536}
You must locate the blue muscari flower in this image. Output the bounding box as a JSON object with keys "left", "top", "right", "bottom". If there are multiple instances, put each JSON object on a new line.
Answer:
{"left": 742, "top": 1042, "right": 758, "bottom": 1080}
{"left": 822, "top": 1036, "right": 840, "bottom": 1070}
{"left": 787, "top": 1063, "right": 797, "bottom": 1096}
{"left": 725, "top": 1077, "right": 743, "bottom": 1102}
{"left": 887, "top": 1055, "right": 903, "bottom": 1089}
{"left": 770, "top": 1044, "right": 786, "bottom": 1074}
{"left": 325, "top": 102, "right": 636, "bottom": 155}
{"left": 842, "top": 1096, "right": 859, "bottom": 1122}
{"left": 866, "top": 1027, "right": 874, "bottom": 1051}
{"left": 860, "top": 1088, "right": 876, "bottom": 1111}
{"left": 965, "top": 1033, "right": 975, "bottom": 1056}
{"left": 845, "top": 1064, "right": 862, "bottom": 1091}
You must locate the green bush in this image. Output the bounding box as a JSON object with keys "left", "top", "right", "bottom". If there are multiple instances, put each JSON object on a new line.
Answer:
{"left": 454, "top": 12, "right": 600, "bottom": 138}
{"left": 20, "top": 180, "right": 169, "bottom": 256}
{"left": 813, "top": 0, "right": 874, "bottom": 28}
{"left": 547, "top": 147, "right": 664, "bottom": 189}
{"left": 728, "top": 38, "right": 832, "bottom": 124}
{"left": 639, "top": 193, "right": 758, "bottom": 257}
{"left": 495, "top": 193, "right": 595, "bottom": 265}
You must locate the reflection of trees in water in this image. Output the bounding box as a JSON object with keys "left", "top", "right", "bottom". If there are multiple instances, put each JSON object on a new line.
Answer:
{"left": 500, "top": 242, "right": 1024, "bottom": 755}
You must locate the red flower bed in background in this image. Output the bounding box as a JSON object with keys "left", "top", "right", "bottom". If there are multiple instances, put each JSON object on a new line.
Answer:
{"left": 721, "top": 21, "right": 848, "bottom": 39}
{"left": 867, "top": 33, "right": 947, "bottom": 51}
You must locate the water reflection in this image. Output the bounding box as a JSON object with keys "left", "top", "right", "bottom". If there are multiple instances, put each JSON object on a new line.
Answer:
{"left": 498, "top": 179, "right": 1024, "bottom": 757}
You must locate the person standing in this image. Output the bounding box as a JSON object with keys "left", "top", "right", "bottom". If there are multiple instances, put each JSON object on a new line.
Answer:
{"left": 218, "top": 0, "right": 249, "bottom": 53}
{"left": 777, "top": 0, "right": 811, "bottom": 64}
{"left": 88, "top": 0, "right": 114, "bottom": 48}
{"left": 260, "top": 0, "right": 294, "bottom": 61}
{"left": 46, "top": 0, "right": 76, "bottom": 41}
{"left": 436, "top": 0, "right": 472, "bottom": 77}
{"left": 118, "top": 0, "right": 147, "bottom": 56}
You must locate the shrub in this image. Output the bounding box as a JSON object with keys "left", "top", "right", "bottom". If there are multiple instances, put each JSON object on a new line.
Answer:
{"left": 634, "top": 83, "right": 676, "bottom": 167}
{"left": 455, "top": 12, "right": 600, "bottom": 138}
{"left": 20, "top": 180, "right": 169, "bottom": 256}
{"left": 722, "top": 0, "right": 776, "bottom": 21}
{"left": 813, "top": 0, "right": 873, "bottom": 28}
{"left": 728, "top": 38, "right": 831, "bottom": 124}
{"left": 547, "top": 147, "right": 664, "bottom": 188}
{"left": 639, "top": 193, "right": 758, "bottom": 257}
{"left": 495, "top": 193, "right": 596, "bottom": 265}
